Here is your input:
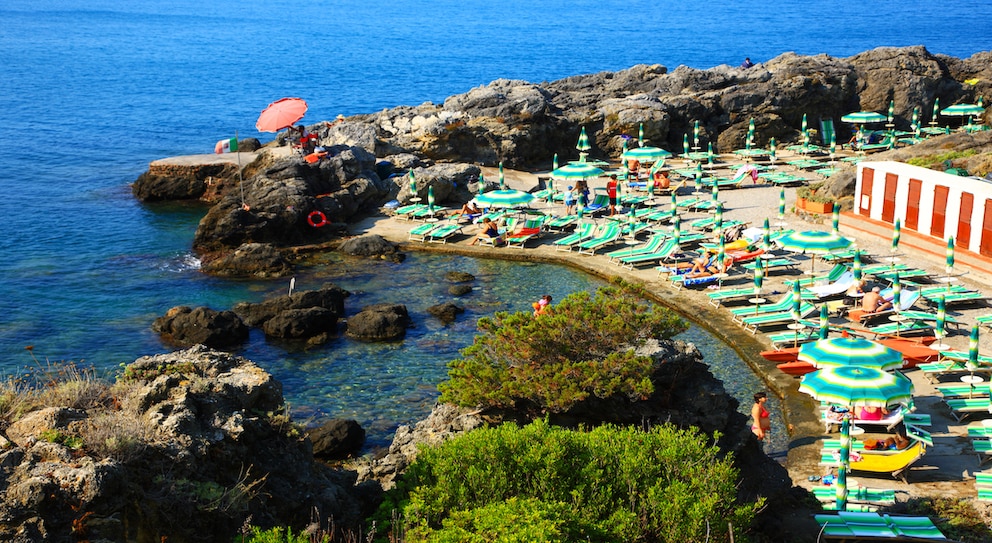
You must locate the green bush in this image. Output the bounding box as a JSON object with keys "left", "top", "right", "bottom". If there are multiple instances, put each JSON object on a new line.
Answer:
{"left": 236, "top": 526, "right": 329, "bottom": 543}
{"left": 381, "top": 420, "right": 760, "bottom": 542}
{"left": 438, "top": 282, "right": 687, "bottom": 414}
{"left": 906, "top": 149, "right": 977, "bottom": 169}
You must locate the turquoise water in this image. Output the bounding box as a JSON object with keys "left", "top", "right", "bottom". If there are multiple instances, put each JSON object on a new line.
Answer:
{"left": 0, "top": 0, "right": 981, "bottom": 449}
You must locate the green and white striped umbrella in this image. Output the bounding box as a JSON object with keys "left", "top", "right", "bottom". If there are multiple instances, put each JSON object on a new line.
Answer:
{"left": 831, "top": 203, "right": 840, "bottom": 235}
{"left": 979, "top": 96, "right": 985, "bottom": 108}
{"left": 717, "top": 236, "right": 726, "bottom": 273}
{"left": 932, "top": 98, "right": 941, "bottom": 124}
{"left": 911, "top": 106, "right": 920, "bottom": 130}
{"left": 638, "top": 123, "right": 645, "bottom": 147}
{"left": 969, "top": 325, "right": 981, "bottom": 368}
{"left": 946, "top": 236, "right": 955, "bottom": 275}
{"left": 853, "top": 250, "right": 862, "bottom": 282}
{"left": 891, "top": 274, "right": 902, "bottom": 321}
{"left": 670, "top": 191, "right": 678, "bottom": 210}
{"left": 498, "top": 161, "right": 506, "bottom": 189}
{"left": 891, "top": 219, "right": 901, "bottom": 253}
{"left": 799, "top": 337, "right": 904, "bottom": 372}
{"left": 841, "top": 111, "right": 887, "bottom": 124}
{"left": 935, "top": 295, "right": 947, "bottom": 345}
{"left": 408, "top": 170, "right": 417, "bottom": 194}
{"left": 801, "top": 113, "right": 808, "bottom": 134}
{"left": 941, "top": 103, "right": 984, "bottom": 117}
{"left": 778, "top": 231, "right": 852, "bottom": 274}
{"left": 576, "top": 126, "right": 591, "bottom": 151}
{"left": 682, "top": 133, "right": 690, "bottom": 156}
{"left": 819, "top": 304, "right": 830, "bottom": 340}
{"left": 707, "top": 142, "right": 715, "bottom": 166}
{"left": 672, "top": 213, "right": 681, "bottom": 247}
{"left": 427, "top": 185, "right": 435, "bottom": 210}
{"left": 769, "top": 137, "right": 777, "bottom": 162}
{"left": 714, "top": 201, "right": 723, "bottom": 238}
{"left": 621, "top": 146, "right": 672, "bottom": 162}
{"left": 552, "top": 153, "right": 559, "bottom": 171}
{"left": 546, "top": 177, "right": 554, "bottom": 202}
{"left": 762, "top": 217, "right": 772, "bottom": 251}
{"left": 475, "top": 189, "right": 535, "bottom": 208}
{"left": 791, "top": 280, "right": 802, "bottom": 323}
{"left": 620, "top": 138, "right": 629, "bottom": 165}
{"left": 887, "top": 100, "right": 895, "bottom": 123}
{"left": 754, "top": 263, "right": 764, "bottom": 296}
{"left": 829, "top": 132, "right": 837, "bottom": 157}
{"left": 778, "top": 188, "right": 786, "bottom": 221}
{"left": 799, "top": 366, "right": 914, "bottom": 408}
{"left": 746, "top": 118, "right": 755, "bottom": 150}
{"left": 693, "top": 120, "right": 700, "bottom": 148}
{"left": 710, "top": 179, "right": 719, "bottom": 202}
{"left": 477, "top": 172, "right": 486, "bottom": 195}
{"left": 551, "top": 162, "right": 604, "bottom": 180}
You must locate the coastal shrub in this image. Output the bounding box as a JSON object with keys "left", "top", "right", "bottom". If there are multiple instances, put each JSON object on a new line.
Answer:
{"left": 888, "top": 497, "right": 992, "bottom": 542}
{"left": 0, "top": 360, "right": 114, "bottom": 424}
{"left": 236, "top": 525, "right": 330, "bottom": 543}
{"left": 76, "top": 410, "right": 157, "bottom": 462}
{"left": 380, "top": 419, "right": 759, "bottom": 542}
{"left": 438, "top": 281, "right": 687, "bottom": 413}
{"left": 906, "top": 149, "right": 977, "bottom": 170}
{"left": 39, "top": 428, "right": 84, "bottom": 450}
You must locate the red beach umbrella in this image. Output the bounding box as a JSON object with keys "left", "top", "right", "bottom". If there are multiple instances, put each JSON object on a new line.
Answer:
{"left": 256, "top": 97, "right": 309, "bottom": 132}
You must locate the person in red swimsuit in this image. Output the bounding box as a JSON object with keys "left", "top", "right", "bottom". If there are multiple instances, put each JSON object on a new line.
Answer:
{"left": 751, "top": 392, "right": 771, "bottom": 442}
{"left": 606, "top": 174, "right": 619, "bottom": 216}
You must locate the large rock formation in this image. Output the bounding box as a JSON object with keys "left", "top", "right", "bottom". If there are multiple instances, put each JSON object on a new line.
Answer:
{"left": 0, "top": 347, "right": 376, "bottom": 543}
{"left": 151, "top": 305, "right": 249, "bottom": 348}
{"left": 233, "top": 284, "right": 349, "bottom": 344}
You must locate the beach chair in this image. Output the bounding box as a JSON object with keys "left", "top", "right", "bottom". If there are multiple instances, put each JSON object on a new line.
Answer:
{"left": 977, "top": 313, "right": 992, "bottom": 331}
{"left": 707, "top": 286, "right": 763, "bottom": 308}
{"left": 783, "top": 263, "right": 848, "bottom": 289}
{"left": 584, "top": 194, "right": 610, "bottom": 215}
{"left": 819, "top": 248, "right": 862, "bottom": 263}
{"left": 424, "top": 223, "right": 462, "bottom": 244}
{"left": 617, "top": 239, "right": 679, "bottom": 269}
{"left": 407, "top": 222, "right": 439, "bottom": 242}
{"left": 504, "top": 217, "right": 546, "bottom": 248}
{"left": 553, "top": 222, "right": 596, "bottom": 251}
{"left": 741, "top": 256, "right": 799, "bottom": 276}
{"left": 605, "top": 233, "right": 668, "bottom": 263}
{"left": 935, "top": 382, "right": 991, "bottom": 400}
{"left": 394, "top": 203, "right": 430, "bottom": 218}
{"left": 863, "top": 318, "right": 934, "bottom": 339}
{"left": 729, "top": 294, "right": 794, "bottom": 321}
{"left": 845, "top": 289, "right": 921, "bottom": 324}
{"left": 946, "top": 398, "right": 992, "bottom": 422}
{"left": 739, "top": 302, "right": 817, "bottom": 334}
{"left": 847, "top": 442, "right": 927, "bottom": 483}
{"left": 926, "top": 289, "right": 988, "bottom": 307}
{"left": 811, "top": 487, "right": 896, "bottom": 506}
{"left": 805, "top": 271, "right": 857, "bottom": 300}
{"left": 575, "top": 222, "right": 622, "bottom": 255}
{"left": 977, "top": 472, "right": 992, "bottom": 501}
{"left": 544, "top": 214, "right": 578, "bottom": 233}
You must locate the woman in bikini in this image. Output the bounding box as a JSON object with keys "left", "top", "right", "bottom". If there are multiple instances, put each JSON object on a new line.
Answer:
{"left": 751, "top": 392, "right": 771, "bottom": 442}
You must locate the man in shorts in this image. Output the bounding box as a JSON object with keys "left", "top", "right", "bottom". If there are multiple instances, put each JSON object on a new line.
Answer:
{"left": 606, "top": 174, "right": 619, "bottom": 216}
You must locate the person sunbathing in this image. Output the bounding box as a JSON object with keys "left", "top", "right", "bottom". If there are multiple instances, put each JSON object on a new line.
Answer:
{"left": 469, "top": 217, "right": 501, "bottom": 246}
{"left": 686, "top": 253, "right": 732, "bottom": 278}
{"left": 455, "top": 200, "right": 482, "bottom": 217}
{"left": 861, "top": 287, "right": 893, "bottom": 314}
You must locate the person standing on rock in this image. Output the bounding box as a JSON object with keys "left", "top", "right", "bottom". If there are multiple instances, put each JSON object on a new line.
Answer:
{"left": 751, "top": 392, "right": 771, "bottom": 445}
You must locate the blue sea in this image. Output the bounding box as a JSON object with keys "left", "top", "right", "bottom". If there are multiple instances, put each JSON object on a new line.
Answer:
{"left": 0, "top": 0, "right": 987, "bottom": 449}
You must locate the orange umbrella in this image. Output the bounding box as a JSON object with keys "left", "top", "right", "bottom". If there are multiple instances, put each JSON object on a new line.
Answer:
{"left": 256, "top": 97, "right": 308, "bottom": 132}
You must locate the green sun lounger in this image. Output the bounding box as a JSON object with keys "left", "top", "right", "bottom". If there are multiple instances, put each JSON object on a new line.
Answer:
{"left": 553, "top": 222, "right": 597, "bottom": 251}
{"left": 605, "top": 233, "right": 668, "bottom": 262}
{"left": 935, "top": 382, "right": 991, "bottom": 400}
{"left": 576, "top": 223, "right": 622, "bottom": 255}
{"left": 425, "top": 223, "right": 462, "bottom": 244}
{"left": 544, "top": 215, "right": 578, "bottom": 232}
{"left": 408, "top": 222, "right": 440, "bottom": 242}
{"left": 729, "top": 294, "right": 794, "bottom": 321}
{"left": 812, "top": 487, "right": 896, "bottom": 506}
{"left": 707, "top": 286, "right": 762, "bottom": 307}
{"left": 617, "top": 239, "right": 679, "bottom": 269}
{"left": 976, "top": 472, "right": 992, "bottom": 500}
{"left": 946, "top": 398, "right": 992, "bottom": 422}
{"left": 739, "top": 302, "right": 816, "bottom": 334}
{"left": 783, "top": 264, "right": 848, "bottom": 288}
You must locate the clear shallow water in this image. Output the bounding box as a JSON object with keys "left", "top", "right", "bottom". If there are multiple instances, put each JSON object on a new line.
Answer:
{"left": 0, "top": 0, "right": 980, "bottom": 449}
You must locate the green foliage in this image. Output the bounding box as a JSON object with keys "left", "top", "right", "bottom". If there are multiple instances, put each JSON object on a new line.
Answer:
{"left": 906, "top": 149, "right": 977, "bottom": 169}
{"left": 39, "top": 428, "right": 84, "bottom": 450}
{"left": 119, "top": 361, "right": 197, "bottom": 382}
{"left": 381, "top": 420, "right": 760, "bottom": 543}
{"left": 438, "top": 283, "right": 687, "bottom": 413}
{"left": 796, "top": 182, "right": 834, "bottom": 203}
{"left": 237, "top": 525, "right": 329, "bottom": 543}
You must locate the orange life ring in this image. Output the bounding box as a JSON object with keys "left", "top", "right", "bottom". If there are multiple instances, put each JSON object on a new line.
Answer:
{"left": 307, "top": 210, "right": 328, "bottom": 228}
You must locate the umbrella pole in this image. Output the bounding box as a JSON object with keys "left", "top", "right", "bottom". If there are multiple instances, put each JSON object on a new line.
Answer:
{"left": 235, "top": 130, "right": 246, "bottom": 209}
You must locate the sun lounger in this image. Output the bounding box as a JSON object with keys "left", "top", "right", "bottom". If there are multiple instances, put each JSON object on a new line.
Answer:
{"left": 976, "top": 313, "right": 992, "bottom": 331}
{"left": 803, "top": 271, "right": 857, "bottom": 299}
{"left": 408, "top": 222, "right": 440, "bottom": 242}
{"left": 575, "top": 223, "right": 622, "bottom": 255}
{"left": 860, "top": 262, "right": 911, "bottom": 277}
{"left": 543, "top": 215, "right": 578, "bottom": 233}
{"left": 811, "top": 487, "right": 896, "bottom": 506}
{"left": 820, "top": 405, "right": 910, "bottom": 433}
{"left": 850, "top": 442, "right": 927, "bottom": 483}
{"left": 503, "top": 218, "right": 546, "bottom": 248}
{"left": 584, "top": 194, "right": 610, "bottom": 215}
{"left": 729, "top": 294, "right": 794, "bottom": 321}
{"left": 742, "top": 256, "right": 800, "bottom": 276}
{"left": 766, "top": 324, "right": 819, "bottom": 346}
{"left": 935, "top": 382, "right": 991, "bottom": 400}
{"left": 605, "top": 233, "right": 668, "bottom": 263}
{"left": 969, "top": 437, "right": 992, "bottom": 464}
{"left": 707, "top": 286, "right": 763, "bottom": 308}
{"left": 945, "top": 398, "right": 992, "bottom": 422}
{"left": 977, "top": 472, "right": 992, "bottom": 501}
{"left": 924, "top": 289, "right": 988, "bottom": 307}
{"left": 862, "top": 318, "right": 934, "bottom": 339}
{"left": 669, "top": 272, "right": 730, "bottom": 290}
{"left": 919, "top": 360, "right": 968, "bottom": 383}
{"left": 819, "top": 249, "right": 863, "bottom": 263}
{"left": 871, "top": 267, "right": 931, "bottom": 283}
{"left": 846, "top": 289, "right": 921, "bottom": 324}
{"left": 553, "top": 222, "right": 597, "bottom": 251}
{"left": 739, "top": 302, "right": 817, "bottom": 334}
{"left": 617, "top": 239, "right": 679, "bottom": 269}
{"left": 425, "top": 223, "right": 462, "bottom": 244}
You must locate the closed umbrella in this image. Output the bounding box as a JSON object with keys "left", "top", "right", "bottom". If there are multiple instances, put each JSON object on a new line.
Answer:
{"left": 408, "top": 171, "right": 418, "bottom": 200}
{"left": 707, "top": 142, "right": 715, "bottom": 168}
{"left": 499, "top": 162, "right": 506, "bottom": 189}
{"left": 969, "top": 325, "right": 981, "bottom": 368}
{"left": 891, "top": 218, "right": 901, "bottom": 254}
{"left": 671, "top": 213, "right": 682, "bottom": 248}
{"left": 790, "top": 280, "right": 803, "bottom": 324}
{"left": 853, "top": 250, "right": 862, "bottom": 282}
{"left": 546, "top": 177, "right": 554, "bottom": 203}
{"left": 693, "top": 120, "right": 701, "bottom": 148}
{"left": 769, "top": 137, "right": 777, "bottom": 164}
{"left": 553, "top": 153, "right": 559, "bottom": 171}
{"left": 887, "top": 100, "right": 895, "bottom": 124}
{"left": 778, "top": 188, "right": 786, "bottom": 222}
{"left": 829, "top": 132, "right": 837, "bottom": 161}
{"left": 931, "top": 98, "right": 941, "bottom": 126}
{"left": 934, "top": 295, "right": 949, "bottom": 351}
{"left": 892, "top": 273, "right": 902, "bottom": 314}
{"left": 714, "top": 202, "right": 723, "bottom": 239}
{"left": 762, "top": 217, "right": 772, "bottom": 252}
{"left": 476, "top": 172, "right": 486, "bottom": 196}
{"left": 638, "top": 123, "right": 645, "bottom": 147}
{"left": 819, "top": 304, "right": 830, "bottom": 340}
{"left": 475, "top": 189, "right": 535, "bottom": 208}
{"left": 746, "top": 118, "right": 755, "bottom": 150}
{"left": 427, "top": 185, "right": 436, "bottom": 213}
{"left": 911, "top": 106, "right": 920, "bottom": 132}
{"left": 670, "top": 191, "right": 678, "bottom": 212}
{"left": 717, "top": 236, "right": 726, "bottom": 274}
{"left": 682, "top": 134, "right": 690, "bottom": 157}
{"left": 576, "top": 126, "right": 591, "bottom": 152}
{"left": 711, "top": 178, "right": 719, "bottom": 202}
{"left": 754, "top": 263, "right": 764, "bottom": 296}
{"left": 801, "top": 113, "right": 808, "bottom": 138}
{"left": 831, "top": 203, "right": 840, "bottom": 235}
{"left": 946, "top": 236, "right": 956, "bottom": 286}
{"left": 256, "top": 97, "right": 308, "bottom": 132}
{"left": 799, "top": 337, "right": 904, "bottom": 372}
